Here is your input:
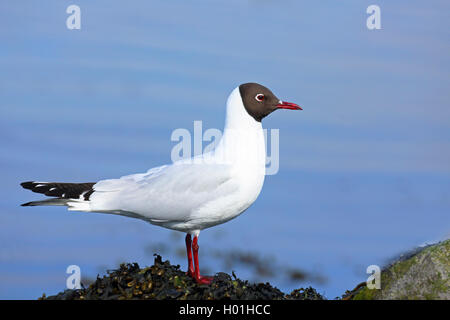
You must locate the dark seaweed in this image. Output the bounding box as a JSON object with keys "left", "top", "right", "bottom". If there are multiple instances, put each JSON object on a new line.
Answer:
{"left": 41, "top": 255, "right": 324, "bottom": 300}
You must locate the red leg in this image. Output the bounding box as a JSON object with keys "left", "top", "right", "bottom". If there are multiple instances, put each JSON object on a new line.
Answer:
{"left": 185, "top": 234, "right": 195, "bottom": 277}
{"left": 192, "top": 235, "right": 213, "bottom": 284}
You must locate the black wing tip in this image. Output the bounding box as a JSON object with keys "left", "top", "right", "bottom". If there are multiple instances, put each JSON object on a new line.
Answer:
{"left": 21, "top": 202, "right": 33, "bottom": 206}
{"left": 20, "top": 181, "right": 96, "bottom": 200}
{"left": 21, "top": 181, "right": 35, "bottom": 190}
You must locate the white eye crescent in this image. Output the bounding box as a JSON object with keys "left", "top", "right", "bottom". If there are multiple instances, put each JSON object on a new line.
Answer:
{"left": 255, "top": 94, "right": 265, "bottom": 102}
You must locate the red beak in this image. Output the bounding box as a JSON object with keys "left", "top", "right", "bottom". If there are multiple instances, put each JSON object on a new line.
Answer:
{"left": 276, "top": 101, "right": 302, "bottom": 110}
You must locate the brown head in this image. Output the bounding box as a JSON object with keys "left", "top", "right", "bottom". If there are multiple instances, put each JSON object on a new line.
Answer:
{"left": 239, "top": 83, "right": 302, "bottom": 122}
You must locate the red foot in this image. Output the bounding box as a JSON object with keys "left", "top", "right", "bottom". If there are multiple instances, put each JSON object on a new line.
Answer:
{"left": 186, "top": 268, "right": 195, "bottom": 277}
{"left": 185, "top": 233, "right": 213, "bottom": 285}
{"left": 194, "top": 275, "right": 213, "bottom": 285}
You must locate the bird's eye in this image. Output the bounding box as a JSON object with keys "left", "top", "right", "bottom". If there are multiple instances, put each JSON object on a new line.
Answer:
{"left": 255, "top": 94, "right": 265, "bottom": 102}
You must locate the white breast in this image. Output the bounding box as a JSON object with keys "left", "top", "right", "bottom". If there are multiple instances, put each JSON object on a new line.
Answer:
{"left": 172, "top": 87, "right": 267, "bottom": 231}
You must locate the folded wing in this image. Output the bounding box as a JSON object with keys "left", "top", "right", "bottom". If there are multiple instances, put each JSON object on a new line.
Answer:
{"left": 88, "top": 162, "right": 238, "bottom": 222}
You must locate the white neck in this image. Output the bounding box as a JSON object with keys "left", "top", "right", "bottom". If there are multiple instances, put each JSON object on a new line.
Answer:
{"left": 213, "top": 87, "right": 266, "bottom": 174}
{"left": 223, "top": 87, "right": 262, "bottom": 131}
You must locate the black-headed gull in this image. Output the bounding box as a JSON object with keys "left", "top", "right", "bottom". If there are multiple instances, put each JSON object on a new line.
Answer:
{"left": 20, "top": 83, "right": 302, "bottom": 284}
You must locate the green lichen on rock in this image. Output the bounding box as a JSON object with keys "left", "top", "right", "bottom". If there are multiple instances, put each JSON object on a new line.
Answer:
{"left": 353, "top": 239, "right": 449, "bottom": 300}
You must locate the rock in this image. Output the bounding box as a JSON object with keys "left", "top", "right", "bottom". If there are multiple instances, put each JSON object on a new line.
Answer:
{"left": 40, "top": 254, "right": 324, "bottom": 300}
{"left": 351, "top": 239, "right": 449, "bottom": 300}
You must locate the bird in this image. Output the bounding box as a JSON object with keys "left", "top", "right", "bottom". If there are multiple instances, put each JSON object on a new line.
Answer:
{"left": 20, "top": 82, "right": 302, "bottom": 284}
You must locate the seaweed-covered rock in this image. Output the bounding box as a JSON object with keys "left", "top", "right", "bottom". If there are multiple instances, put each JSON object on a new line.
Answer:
{"left": 40, "top": 255, "right": 324, "bottom": 300}
{"left": 351, "top": 239, "right": 449, "bottom": 300}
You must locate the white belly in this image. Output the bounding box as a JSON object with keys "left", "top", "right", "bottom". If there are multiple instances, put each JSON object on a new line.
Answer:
{"left": 159, "top": 170, "right": 265, "bottom": 233}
